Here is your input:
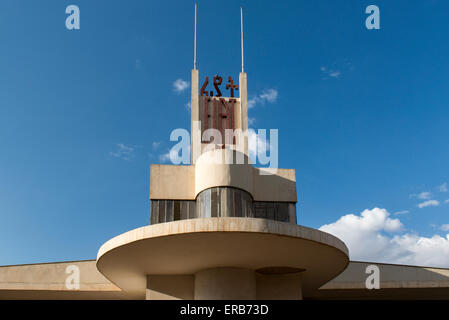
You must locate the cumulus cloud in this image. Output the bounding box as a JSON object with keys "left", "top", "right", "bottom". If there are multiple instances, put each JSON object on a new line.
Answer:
{"left": 320, "top": 208, "right": 449, "bottom": 267}
{"left": 417, "top": 200, "right": 440, "bottom": 208}
{"left": 109, "top": 143, "right": 135, "bottom": 161}
{"left": 248, "top": 89, "right": 278, "bottom": 109}
{"left": 441, "top": 224, "right": 449, "bottom": 232}
{"left": 440, "top": 183, "right": 448, "bottom": 192}
{"left": 173, "top": 78, "right": 190, "bottom": 93}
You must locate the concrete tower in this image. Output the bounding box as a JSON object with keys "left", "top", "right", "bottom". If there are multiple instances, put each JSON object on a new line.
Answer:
{"left": 95, "top": 6, "right": 349, "bottom": 300}
{"left": 3, "top": 5, "right": 449, "bottom": 302}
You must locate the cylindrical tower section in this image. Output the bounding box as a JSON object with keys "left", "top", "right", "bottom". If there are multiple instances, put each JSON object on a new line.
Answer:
{"left": 195, "top": 148, "right": 254, "bottom": 198}
{"left": 194, "top": 268, "right": 256, "bottom": 300}
{"left": 196, "top": 187, "right": 253, "bottom": 218}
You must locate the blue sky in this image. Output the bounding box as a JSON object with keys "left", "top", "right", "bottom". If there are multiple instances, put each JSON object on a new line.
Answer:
{"left": 1, "top": 0, "right": 449, "bottom": 267}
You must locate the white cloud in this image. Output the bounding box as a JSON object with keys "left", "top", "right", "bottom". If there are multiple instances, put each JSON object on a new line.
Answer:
{"left": 445, "top": 199, "right": 449, "bottom": 204}
{"left": 329, "top": 71, "right": 341, "bottom": 78}
{"left": 185, "top": 101, "right": 191, "bottom": 110}
{"left": 159, "top": 147, "right": 190, "bottom": 165}
{"left": 259, "top": 89, "right": 278, "bottom": 103}
{"left": 441, "top": 224, "right": 449, "bottom": 232}
{"left": 109, "top": 143, "right": 135, "bottom": 161}
{"left": 152, "top": 141, "right": 161, "bottom": 150}
{"left": 393, "top": 210, "right": 409, "bottom": 215}
{"left": 159, "top": 150, "right": 176, "bottom": 163}
{"left": 173, "top": 78, "right": 190, "bottom": 93}
{"left": 320, "top": 208, "right": 449, "bottom": 267}
{"left": 416, "top": 191, "right": 432, "bottom": 200}
{"left": 159, "top": 152, "right": 169, "bottom": 162}
{"left": 439, "top": 183, "right": 448, "bottom": 192}
{"left": 248, "top": 98, "right": 257, "bottom": 109}
{"left": 248, "top": 117, "right": 256, "bottom": 126}
{"left": 320, "top": 66, "right": 341, "bottom": 79}
{"left": 248, "top": 129, "right": 269, "bottom": 163}
{"left": 248, "top": 89, "right": 278, "bottom": 109}
{"left": 417, "top": 200, "right": 440, "bottom": 208}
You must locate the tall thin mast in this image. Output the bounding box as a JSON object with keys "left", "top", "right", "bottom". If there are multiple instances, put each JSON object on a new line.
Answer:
{"left": 194, "top": 3, "right": 197, "bottom": 70}
{"left": 241, "top": 7, "right": 244, "bottom": 73}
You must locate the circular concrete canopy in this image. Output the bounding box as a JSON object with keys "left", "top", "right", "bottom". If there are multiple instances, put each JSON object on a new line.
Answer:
{"left": 97, "top": 218, "right": 349, "bottom": 299}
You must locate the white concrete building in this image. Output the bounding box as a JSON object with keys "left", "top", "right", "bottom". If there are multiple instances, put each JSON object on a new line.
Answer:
{"left": 1, "top": 66, "right": 449, "bottom": 300}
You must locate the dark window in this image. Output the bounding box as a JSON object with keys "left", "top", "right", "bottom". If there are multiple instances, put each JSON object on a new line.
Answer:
{"left": 150, "top": 189, "right": 296, "bottom": 224}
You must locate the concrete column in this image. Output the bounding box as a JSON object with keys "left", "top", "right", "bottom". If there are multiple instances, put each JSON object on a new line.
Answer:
{"left": 146, "top": 275, "right": 194, "bottom": 300}
{"left": 191, "top": 69, "right": 200, "bottom": 164}
{"left": 239, "top": 72, "right": 248, "bottom": 156}
{"left": 256, "top": 273, "right": 303, "bottom": 300}
{"left": 194, "top": 267, "right": 256, "bottom": 300}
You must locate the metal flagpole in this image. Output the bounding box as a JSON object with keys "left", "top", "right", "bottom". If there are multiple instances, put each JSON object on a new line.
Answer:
{"left": 241, "top": 7, "right": 244, "bottom": 73}
{"left": 194, "top": 3, "right": 197, "bottom": 70}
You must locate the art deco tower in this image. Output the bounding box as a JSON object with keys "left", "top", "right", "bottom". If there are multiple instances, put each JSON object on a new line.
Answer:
{"left": 96, "top": 6, "right": 349, "bottom": 300}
